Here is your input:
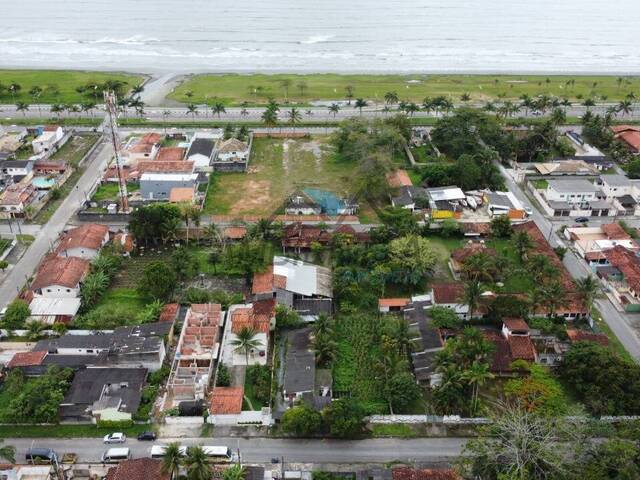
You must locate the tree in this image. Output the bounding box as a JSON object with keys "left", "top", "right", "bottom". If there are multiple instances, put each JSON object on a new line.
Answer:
{"left": 384, "top": 91, "right": 399, "bottom": 105}
{"left": 296, "top": 80, "right": 308, "bottom": 97}
{"left": 222, "top": 240, "right": 270, "bottom": 284}
{"left": 211, "top": 101, "right": 226, "bottom": 118}
{"left": 464, "top": 280, "right": 482, "bottom": 319}
{"left": 281, "top": 402, "right": 323, "bottom": 436}
{"left": 430, "top": 306, "right": 462, "bottom": 329}
{"left": 383, "top": 371, "right": 421, "bottom": 413}
{"left": 490, "top": 214, "right": 513, "bottom": 238}
{"left": 511, "top": 230, "right": 534, "bottom": 262}
{"left": 223, "top": 464, "right": 247, "bottom": 480}
{"left": 135, "top": 300, "right": 165, "bottom": 324}
{"left": 387, "top": 234, "right": 437, "bottom": 285}
{"left": 186, "top": 104, "right": 198, "bottom": 118}
{"left": 463, "top": 361, "right": 493, "bottom": 415}
{"left": 184, "top": 446, "right": 212, "bottom": 480}
{"left": 15, "top": 102, "right": 29, "bottom": 116}
{"left": 440, "top": 218, "right": 461, "bottom": 237}
{"left": 129, "top": 203, "right": 181, "bottom": 247}
{"left": 138, "top": 261, "right": 177, "bottom": 301}
{"left": 0, "top": 260, "right": 8, "bottom": 271}
{"left": 311, "top": 330, "right": 337, "bottom": 367}
{"left": 171, "top": 246, "right": 199, "bottom": 281}
{"left": 462, "top": 253, "right": 497, "bottom": 283}
{"left": 534, "top": 280, "right": 566, "bottom": 317}
{"left": 8, "top": 83, "right": 21, "bottom": 101}
{"left": 287, "top": 107, "right": 302, "bottom": 129}
{"left": 2, "top": 299, "right": 30, "bottom": 329}
{"left": 216, "top": 364, "right": 231, "bottom": 387}
{"left": 275, "top": 305, "right": 302, "bottom": 330}
{"left": 231, "top": 326, "right": 262, "bottom": 365}
{"left": 354, "top": 98, "right": 368, "bottom": 115}
{"left": 80, "top": 271, "right": 109, "bottom": 310}
{"left": 504, "top": 363, "right": 569, "bottom": 416}
{"left": 345, "top": 85, "right": 355, "bottom": 104}
{"left": 0, "top": 440, "right": 15, "bottom": 464}
{"left": 574, "top": 438, "right": 640, "bottom": 480}
{"left": 575, "top": 275, "right": 599, "bottom": 312}
{"left": 279, "top": 78, "right": 292, "bottom": 101}
{"left": 328, "top": 103, "right": 340, "bottom": 118}
{"left": 261, "top": 108, "right": 278, "bottom": 131}
{"left": 322, "top": 399, "right": 365, "bottom": 438}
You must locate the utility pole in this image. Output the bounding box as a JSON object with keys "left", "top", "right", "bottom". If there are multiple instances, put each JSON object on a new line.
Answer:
{"left": 103, "top": 91, "right": 129, "bottom": 213}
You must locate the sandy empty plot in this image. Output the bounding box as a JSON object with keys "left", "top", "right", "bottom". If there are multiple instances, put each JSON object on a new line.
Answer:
{"left": 229, "top": 180, "right": 272, "bottom": 214}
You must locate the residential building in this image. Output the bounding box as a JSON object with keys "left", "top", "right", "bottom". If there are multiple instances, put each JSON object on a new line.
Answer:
{"left": 123, "top": 133, "right": 162, "bottom": 164}
{"left": 56, "top": 223, "right": 109, "bottom": 260}
{"left": 282, "top": 327, "right": 315, "bottom": 404}
{"left": 34, "top": 159, "right": 68, "bottom": 175}
{"left": 431, "top": 282, "right": 469, "bottom": 319}
{"left": 599, "top": 245, "right": 640, "bottom": 312}
{"left": 449, "top": 241, "right": 496, "bottom": 278}
{"left": 564, "top": 223, "right": 638, "bottom": 264}
{"left": 1, "top": 159, "right": 33, "bottom": 179}
{"left": 284, "top": 190, "right": 322, "bottom": 216}
{"left": 0, "top": 465, "right": 53, "bottom": 480}
{"left": 186, "top": 137, "right": 215, "bottom": 170}
{"left": 213, "top": 138, "right": 249, "bottom": 171}
{"left": 598, "top": 174, "right": 640, "bottom": 215}
{"left": 0, "top": 181, "right": 38, "bottom": 218}
{"left": 209, "top": 387, "right": 244, "bottom": 416}
{"left": 137, "top": 160, "right": 195, "bottom": 175}
{"left": 406, "top": 299, "right": 445, "bottom": 387}
{"left": 485, "top": 319, "right": 536, "bottom": 375}
{"left": 139, "top": 172, "right": 198, "bottom": 201}
{"left": 156, "top": 147, "right": 186, "bottom": 163}
{"left": 252, "top": 256, "right": 333, "bottom": 319}
{"left": 391, "top": 185, "right": 428, "bottom": 211}
{"left": 545, "top": 179, "right": 599, "bottom": 204}
{"left": 386, "top": 169, "right": 413, "bottom": 188}
{"left": 533, "top": 160, "right": 598, "bottom": 176}
{"left": 59, "top": 367, "right": 147, "bottom": 422}
{"left": 28, "top": 297, "right": 81, "bottom": 325}
{"left": 222, "top": 226, "right": 248, "bottom": 241}
{"left": 378, "top": 298, "right": 410, "bottom": 313}
{"left": 106, "top": 458, "right": 170, "bottom": 480}
{"left": 612, "top": 125, "right": 640, "bottom": 154}
{"left": 32, "top": 125, "right": 64, "bottom": 154}
{"left": 484, "top": 190, "right": 526, "bottom": 219}
{"left": 163, "top": 304, "right": 222, "bottom": 410}
{"left": 426, "top": 186, "right": 466, "bottom": 219}
{"left": 224, "top": 299, "right": 274, "bottom": 366}
{"left": 31, "top": 255, "right": 90, "bottom": 298}
{"left": 564, "top": 130, "right": 607, "bottom": 158}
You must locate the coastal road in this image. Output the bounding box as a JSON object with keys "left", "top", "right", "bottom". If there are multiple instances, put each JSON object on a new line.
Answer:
{"left": 497, "top": 163, "right": 640, "bottom": 360}
{"left": 0, "top": 139, "right": 113, "bottom": 310}
{"left": 9, "top": 437, "right": 466, "bottom": 464}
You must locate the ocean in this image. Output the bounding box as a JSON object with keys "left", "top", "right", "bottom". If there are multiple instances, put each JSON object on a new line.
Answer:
{"left": 1, "top": 0, "right": 638, "bottom": 74}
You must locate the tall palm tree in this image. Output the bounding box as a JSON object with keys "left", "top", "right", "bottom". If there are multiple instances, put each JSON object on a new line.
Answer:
{"left": 161, "top": 442, "right": 182, "bottom": 480}
{"left": 287, "top": 107, "right": 302, "bottom": 129}
{"left": 405, "top": 102, "right": 420, "bottom": 116}
{"left": 511, "top": 230, "right": 533, "bottom": 263}
{"left": 462, "top": 361, "right": 493, "bottom": 415}
{"left": 462, "top": 253, "right": 496, "bottom": 283}
{"left": 162, "top": 110, "right": 171, "bottom": 134}
{"left": 617, "top": 99, "right": 633, "bottom": 118}
{"left": 29, "top": 86, "right": 43, "bottom": 115}
{"left": 212, "top": 102, "right": 226, "bottom": 118}
{"left": 311, "top": 330, "right": 337, "bottom": 366}
{"left": 8, "top": 83, "right": 21, "bottom": 102}
{"left": 204, "top": 222, "right": 223, "bottom": 248}
{"left": 26, "top": 321, "right": 47, "bottom": 341}
{"left": 384, "top": 91, "right": 399, "bottom": 106}
{"left": 460, "top": 92, "right": 471, "bottom": 102}
{"left": 535, "top": 280, "right": 566, "bottom": 318}
{"left": 15, "top": 102, "right": 29, "bottom": 117}
{"left": 345, "top": 85, "right": 355, "bottom": 104}
{"left": 464, "top": 280, "right": 482, "bottom": 319}
{"left": 575, "top": 275, "right": 599, "bottom": 313}
{"left": 328, "top": 103, "right": 340, "bottom": 118}
{"left": 231, "top": 326, "right": 262, "bottom": 365}
{"left": 185, "top": 446, "right": 212, "bottom": 480}
{"left": 50, "top": 103, "right": 64, "bottom": 119}
{"left": 186, "top": 104, "right": 198, "bottom": 119}
{"left": 354, "top": 98, "right": 368, "bottom": 115}
{"left": 279, "top": 79, "right": 292, "bottom": 101}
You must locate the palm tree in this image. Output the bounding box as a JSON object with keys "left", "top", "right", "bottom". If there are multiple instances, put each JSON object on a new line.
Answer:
{"left": 185, "top": 446, "right": 212, "bottom": 480}
{"left": 464, "top": 280, "right": 482, "bottom": 319}
{"left": 26, "top": 321, "right": 47, "bottom": 341}
{"left": 460, "top": 92, "right": 471, "bottom": 102}
{"left": 180, "top": 203, "right": 199, "bottom": 245}
{"left": 279, "top": 79, "right": 292, "bottom": 101}
{"left": 462, "top": 253, "right": 496, "bottom": 282}
{"left": 328, "top": 103, "right": 340, "bottom": 118}
{"left": 462, "top": 361, "right": 493, "bottom": 415}
{"left": 29, "top": 86, "right": 43, "bottom": 115}
{"left": 312, "top": 313, "right": 334, "bottom": 338}
{"left": 384, "top": 91, "right": 399, "bottom": 106}
{"left": 15, "top": 102, "right": 29, "bottom": 117}
{"left": 536, "top": 280, "right": 566, "bottom": 318}
{"left": 550, "top": 107, "right": 566, "bottom": 126}
{"left": 617, "top": 99, "right": 633, "bottom": 118}
{"left": 405, "top": 102, "right": 420, "bottom": 116}
{"left": 311, "top": 330, "right": 337, "bottom": 366}
{"left": 354, "top": 98, "right": 368, "bottom": 115}
{"left": 80, "top": 271, "right": 109, "bottom": 308}
{"left": 575, "top": 275, "right": 599, "bottom": 313}
{"left": 223, "top": 464, "right": 247, "bottom": 480}
{"left": 131, "top": 84, "right": 144, "bottom": 96}
{"left": 162, "top": 110, "right": 171, "bottom": 133}
{"left": 582, "top": 98, "right": 595, "bottom": 112}
{"left": 212, "top": 102, "right": 226, "bottom": 118}
{"left": 617, "top": 77, "right": 625, "bottom": 89}
{"left": 296, "top": 80, "right": 308, "bottom": 97}
{"left": 50, "top": 103, "right": 64, "bottom": 119}
{"left": 511, "top": 230, "right": 533, "bottom": 262}
{"left": 231, "top": 326, "right": 262, "bottom": 365}
{"left": 186, "top": 104, "right": 198, "bottom": 119}
{"left": 8, "top": 83, "right": 21, "bottom": 102}
{"left": 161, "top": 442, "right": 182, "bottom": 480}
{"left": 0, "top": 440, "right": 15, "bottom": 464}
{"left": 345, "top": 85, "right": 355, "bottom": 105}
{"left": 287, "top": 107, "right": 302, "bottom": 130}
{"left": 261, "top": 108, "right": 278, "bottom": 132}
{"left": 81, "top": 101, "right": 96, "bottom": 118}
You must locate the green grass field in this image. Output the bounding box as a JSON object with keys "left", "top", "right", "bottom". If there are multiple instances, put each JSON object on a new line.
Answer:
{"left": 0, "top": 70, "right": 145, "bottom": 104}
{"left": 170, "top": 73, "right": 640, "bottom": 106}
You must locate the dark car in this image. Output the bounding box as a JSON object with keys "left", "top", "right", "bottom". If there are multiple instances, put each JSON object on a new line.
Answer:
{"left": 137, "top": 431, "right": 157, "bottom": 441}
{"left": 575, "top": 217, "right": 590, "bottom": 223}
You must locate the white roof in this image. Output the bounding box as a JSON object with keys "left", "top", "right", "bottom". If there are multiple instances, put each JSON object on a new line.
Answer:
{"left": 29, "top": 297, "right": 81, "bottom": 316}
{"left": 426, "top": 186, "right": 465, "bottom": 202}
{"left": 273, "top": 256, "right": 332, "bottom": 298}
{"left": 140, "top": 173, "right": 198, "bottom": 182}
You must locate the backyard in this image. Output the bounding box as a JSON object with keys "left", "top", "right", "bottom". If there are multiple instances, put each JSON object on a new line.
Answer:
{"left": 204, "top": 136, "right": 376, "bottom": 218}
{"left": 170, "top": 73, "right": 640, "bottom": 105}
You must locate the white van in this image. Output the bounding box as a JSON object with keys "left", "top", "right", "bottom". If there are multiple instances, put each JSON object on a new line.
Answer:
{"left": 150, "top": 445, "right": 187, "bottom": 459}
{"left": 201, "top": 446, "right": 236, "bottom": 463}
{"left": 102, "top": 447, "right": 131, "bottom": 463}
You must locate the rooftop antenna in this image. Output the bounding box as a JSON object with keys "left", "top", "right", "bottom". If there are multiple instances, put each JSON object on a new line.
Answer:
{"left": 103, "top": 91, "right": 129, "bottom": 213}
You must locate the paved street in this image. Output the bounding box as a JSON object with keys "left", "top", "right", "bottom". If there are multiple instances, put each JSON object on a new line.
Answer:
{"left": 497, "top": 163, "right": 640, "bottom": 360}
{"left": 9, "top": 437, "right": 466, "bottom": 464}
{"left": 0, "top": 139, "right": 113, "bottom": 310}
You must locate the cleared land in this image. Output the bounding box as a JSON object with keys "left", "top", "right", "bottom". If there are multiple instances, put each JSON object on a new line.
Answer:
{"left": 0, "top": 70, "right": 145, "bottom": 104}
{"left": 204, "top": 136, "right": 377, "bottom": 218}
{"left": 170, "top": 74, "right": 640, "bottom": 105}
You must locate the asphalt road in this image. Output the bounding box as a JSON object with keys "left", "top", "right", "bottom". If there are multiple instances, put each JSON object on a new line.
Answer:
{"left": 11, "top": 437, "right": 466, "bottom": 464}
{"left": 0, "top": 139, "right": 113, "bottom": 310}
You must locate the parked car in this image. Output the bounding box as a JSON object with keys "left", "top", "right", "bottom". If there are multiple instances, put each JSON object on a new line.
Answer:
{"left": 103, "top": 433, "right": 127, "bottom": 444}
{"left": 575, "top": 217, "right": 589, "bottom": 223}
{"left": 25, "top": 448, "right": 58, "bottom": 465}
{"left": 137, "top": 431, "right": 157, "bottom": 441}
{"left": 524, "top": 206, "right": 533, "bottom": 216}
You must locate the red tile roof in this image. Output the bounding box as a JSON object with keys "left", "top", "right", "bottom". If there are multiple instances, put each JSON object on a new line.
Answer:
{"left": 483, "top": 330, "right": 514, "bottom": 373}
{"left": 612, "top": 126, "right": 640, "bottom": 152}
{"left": 450, "top": 242, "right": 495, "bottom": 264}
{"left": 137, "top": 160, "right": 194, "bottom": 174}
{"left": 460, "top": 222, "right": 491, "bottom": 236}
{"left": 604, "top": 245, "right": 640, "bottom": 294}
{"left": 31, "top": 255, "right": 90, "bottom": 290}
{"left": 379, "top": 298, "right": 410, "bottom": 308}
{"left": 602, "top": 222, "right": 631, "bottom": 240}
{"left": 106, "top": 458, "right": 170, "bottom": 480}
{"left": 392, "top": 467, "right": 461, "bottom": 480}
{"left": 210, "top": 387, "right": 244, "bottom": 415}
{"left": 252, "top": 266, "right": 286, "bottom": 294}
{"left": 57, "top": 224, "right": 109, "bottom": 254}
{"left": 7, "top": 350, "right": 47, "bottom": 368}
{"left": 231, "top": 305, "right": 271, "bottom": 334}
{"left": 156, "top": 147, "right": 186, "bottom": 162}
{"left": 432, "top": 282, "right": 464, "bottom": 304}
{"left": 508, "top": 335, "right": 536, "bottom": 361}
{"left": 223, "top": 226, "right": 247, "bottom": 240}
{"left": 159, "top": 303, "right": 179, "bottom": 323}
{"left": 387, "top": 169, "right": 413, "bottom": 188}
{"left": 566, "top": 329, "right": 609, "bottom": 346}
{"left": 503, "top": 318, "right": 529, "bottom": 331}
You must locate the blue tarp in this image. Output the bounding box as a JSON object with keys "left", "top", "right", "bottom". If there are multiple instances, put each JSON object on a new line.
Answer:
{"left": 303, "top": 188, "right": 346, "bottom": 215}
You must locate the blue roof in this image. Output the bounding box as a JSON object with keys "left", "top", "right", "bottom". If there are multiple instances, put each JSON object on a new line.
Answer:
{"left": 303, "top": 188, "right": 346, "bottom": 215}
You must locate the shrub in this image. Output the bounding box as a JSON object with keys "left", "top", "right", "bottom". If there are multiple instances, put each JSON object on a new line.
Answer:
{"left": 216, "top": 364, "right": 231, "bottom": 387}
{"left": 281, "top": 403, "right": 323, "bottom": 436}
{"left": 2, "top": 299, "right": 30, "bottom": 329}
{"left": 246, "top": 365, "right": 271, "bottom": 404}
{"left": 97, "top": 419, "right": 134, "bottom": 429}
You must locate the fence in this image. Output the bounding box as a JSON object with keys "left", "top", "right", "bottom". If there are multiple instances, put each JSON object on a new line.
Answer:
{"left": 207, "top": 409, "right": 272, "bottom": 426}
{"left": 367, "top": 414, "right": 640, "bottom": 425}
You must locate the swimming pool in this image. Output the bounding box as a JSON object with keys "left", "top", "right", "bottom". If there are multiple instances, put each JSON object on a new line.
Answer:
{"left": 32, "top": 176, "right": 56, "bottom": 189}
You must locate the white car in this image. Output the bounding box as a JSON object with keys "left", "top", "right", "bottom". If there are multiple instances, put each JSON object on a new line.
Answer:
{"left": 103, "top": 433, "right": 127, "bottom": 444}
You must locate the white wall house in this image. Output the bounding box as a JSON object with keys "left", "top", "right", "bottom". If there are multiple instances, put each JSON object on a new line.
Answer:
{"left": 32, "top": 126, "right": 64, "bottom": 154}
{"left": 545, "top": 179, "right": 599, "bottom": 204}
{"left": 600, "top": 174, "right": 635, "bottom": 199}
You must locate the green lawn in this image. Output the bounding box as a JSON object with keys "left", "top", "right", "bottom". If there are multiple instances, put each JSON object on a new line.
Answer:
{"left": 426, "top": 236, "right": 465, "bottom": 281}
{"left": 486, "top": 238, "right": 535, "bottom": 293}
{"left": 170, "top": 73, "right": 640, "bottom": 106}
{"left": 92, "top": 182, "right": 138, "bottom": 202}
{"left": 0, "top": 70, "right": 145, "bottom": 104}
{"left": 50, "top": 133, "right": 100, "bottom": 167}
{"left": 532, "top": 179, "right": 549, "bottom": 190}
{"left": 203, "top": 136, "right": 365, "bottom": 217}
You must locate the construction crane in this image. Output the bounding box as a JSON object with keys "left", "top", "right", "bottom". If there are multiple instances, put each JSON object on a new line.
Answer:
{"left": 103, "top": 91, "right": 129, "bottom": 213}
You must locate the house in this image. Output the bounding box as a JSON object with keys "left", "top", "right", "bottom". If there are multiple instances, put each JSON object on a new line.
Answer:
{"left": 391, "top": 185, "right": 429, "bottom": 211}
{"left": 406, "top": 300, "right": 445, "bottom": 387}
{"left": 137, "top": 160, "right": 195, "bottom": 175}
{"left": 28, "top": 297, "right": 81, "bottom": 325}
{"left": 302, "top": 188, "right": 358, "bottom": 216}
{"left": 156, "top": 147, "right": 186, "bottom": 163}
{"left": 59, "top": 367, "right": 147, "bottom": 422}
{"left": 56, "top": 223, "right": 109, "bottom": 260}
{"left": 564, "top": 223, "right": 638, "bottom": 264}
{"left": 282, "top": 328, "right": 315, "bottom": 404}
{"left": 611, "top": 125, "right": 640, "bottom": 154}
{"left": 32, "top": 125, "right": 64, "bottom": 154}
{"left": 253, "top": 256, "right": 333, "bottom": 319}
{"left": 599, "top": 245, "right": 640, "bottom": 312}
{"left": 186, "top": 137, "right": 215, "bottom": 170}
{"left": 378, "top": 298, "right": 410, "bottom": 313}
{"left": 0, "top": 181, "right": 38, "bottom": 218}
{"left": 209, "top": 387, "right": 244, "bottom": 415}
{"left": 533, "top": 160, "right": 597, "bottom": 176}
{"left": 598, "top": 174, "right": 640, "bottom": 215}
{"left": 139, "top": 172, "right": 198, "bottom": 201}
{"left": 545, "top": 179, "right": 599, "bottom": 204}
{"left": 31, "top": 255, "right": 90, "bottom": 298}
{"left": 222, "top": 226, "right": 248, "bottom": 241}
{"left": 566, "top": 328, "right": 609, "bottom": 346}
{"left": 1, "top": 159, "right": 33, "bottom": 179}
{"left": 386, "top": 169, "right": 413, "bottom": 188}
{"left": 34, "top": 160, "right": 68, "bottom": 175}
{"left": 449, "top": 241, "right": 496, "bottom": 278}
{"left": 565, "top": 130, "right": 606, "bottom": 158}
{"left": 431, "top": 282, "right": 469, "bottom": 319}
{"left": 163, "top": 304, "right": 222, "bottom": 410}
{"left": 224, "top": 299, "right": 274, "bottom": 366}
{"left": 484, "top": 320, "right": 537, "bottom": 375}
{"left": 0, "top": 465, "right": 53, "bottom": 480}
{"left": 123, "top": 133, "right": 161, "bottom": 164}
{"left": 213, "top": 138, "right": 249, "bottom": 171}
{"left": 106, "top": 458, "right": 170, "bottom": 480}
{"left": 284, "top": 190, "right": 322, "bottom": 216}
{"left": 426, "top": 186, "right": 466, "bottom": 219}
{"left": 281, "top": 223, "right": 331, "bottom": 251}
{"left": 484, "top": 190, "right": 526, "bottom": 219}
